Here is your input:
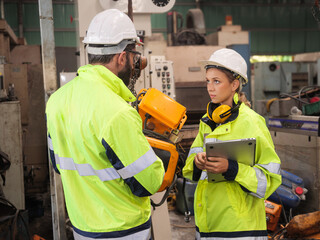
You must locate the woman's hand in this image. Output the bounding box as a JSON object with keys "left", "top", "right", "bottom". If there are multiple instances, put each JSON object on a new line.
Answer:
{"left": 194, "top": 152, "right": 207, "bottom": 170}
{"left": 205, "top": 156, "right": 229, "bottom": 174}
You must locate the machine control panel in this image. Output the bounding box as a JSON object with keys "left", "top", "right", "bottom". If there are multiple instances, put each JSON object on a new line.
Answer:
{"left": 150, "top": 56, "right": 176, "bottom": 99}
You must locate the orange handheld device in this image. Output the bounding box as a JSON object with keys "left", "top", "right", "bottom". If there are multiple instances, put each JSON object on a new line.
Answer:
{"left": 135, "top": 88, "right": 187, "bottom": 192}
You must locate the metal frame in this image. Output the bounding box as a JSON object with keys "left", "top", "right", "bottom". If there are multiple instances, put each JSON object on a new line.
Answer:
{"left": 38, "top": 0, "right": 67, "bottom": 239}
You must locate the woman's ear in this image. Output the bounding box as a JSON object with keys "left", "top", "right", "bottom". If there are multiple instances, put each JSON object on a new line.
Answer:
{"left": 232, "top": 79, "right": 240, "bottom": 91}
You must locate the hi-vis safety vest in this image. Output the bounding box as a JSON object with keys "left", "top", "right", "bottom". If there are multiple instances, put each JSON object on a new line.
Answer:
{"left": 183, "top": 103, "right": 282, "bottom": 240}
{"left": 46, "top": 64, "right": 165, "bottom": 239}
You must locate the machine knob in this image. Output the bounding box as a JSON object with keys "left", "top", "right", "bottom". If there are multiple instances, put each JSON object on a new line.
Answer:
{"left": 295, "top": 186, "right": 304, "bottom": 195}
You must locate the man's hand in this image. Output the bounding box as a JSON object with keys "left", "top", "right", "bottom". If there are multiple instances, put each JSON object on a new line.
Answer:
{"left": 205, "top": 156, "right": 229, "bottom": 174}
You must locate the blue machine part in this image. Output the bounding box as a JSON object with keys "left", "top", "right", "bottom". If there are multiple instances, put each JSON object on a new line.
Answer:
{"left": 268, "top": 169, "right": 305, "bottom": 209}
{"left": 268, "top": 185, "right": 301, "bottom": 209}
{"left": 280, "top": 169, "right": 304, "bottom": 188}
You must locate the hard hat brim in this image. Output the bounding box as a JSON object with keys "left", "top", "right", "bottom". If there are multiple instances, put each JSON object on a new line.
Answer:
{"left": 199, "top": 60, "right": 248, "bottom": 84}
{"left": 85, "top": 38, "right": 144, "bottom": 55}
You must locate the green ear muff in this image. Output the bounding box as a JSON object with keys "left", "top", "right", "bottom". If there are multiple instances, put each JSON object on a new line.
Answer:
{"left": 207, "top": 102, "right": 240, "bottom": 124}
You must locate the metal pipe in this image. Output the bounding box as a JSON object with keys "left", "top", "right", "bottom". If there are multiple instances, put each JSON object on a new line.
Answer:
{"left": 1, "top": 0, "right": 4, "bottom": 20}
{"left": 128, "top": 0, "right": 133, "bottom": 21}
{"left": 18, "top": 0, "right": 23, "bottom": 38}
{"left": 195, "top": 0, "right": 200, "bottom": 8}
{"left": 38, "top": 1, "right": 66, "bottom": 238}
{"left": 167, "top": 12, "right": 173, "bottom": 46}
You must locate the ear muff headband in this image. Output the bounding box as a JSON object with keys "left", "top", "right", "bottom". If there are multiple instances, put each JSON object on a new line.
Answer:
{"left": 207, "top": 102, "right": 240, "bottom": 124}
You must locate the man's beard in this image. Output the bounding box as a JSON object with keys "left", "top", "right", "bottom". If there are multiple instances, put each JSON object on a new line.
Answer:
{"left": 118, "top": 54, "right": 132, "bottom": 86}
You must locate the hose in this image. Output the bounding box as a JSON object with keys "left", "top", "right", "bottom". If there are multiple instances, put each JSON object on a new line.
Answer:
{"left": 182, "top": 177, "right": 191, "bottom": 222}
{"left": 151, "top": 174, "right": 177, "bottom": 209}
{"left": 275, "top": 191, "right": 289, "bottom": 225}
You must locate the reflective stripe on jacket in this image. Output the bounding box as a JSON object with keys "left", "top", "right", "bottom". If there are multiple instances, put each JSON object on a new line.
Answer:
{"left": 183, "top": 103, "right": 281, "bottom": 239}
{"left": 46, "top": 64, "right": 165, "bottom": 238}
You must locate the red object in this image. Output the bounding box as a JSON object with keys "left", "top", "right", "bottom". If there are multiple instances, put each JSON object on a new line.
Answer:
{"left": 70, "top": 15, "right": 73, "bottom": 23}
{"left": 295, "top": 186, "right": 304, "bottom": 195}
{"left": 310, "top": 97, "right": 320, "bottom": 103}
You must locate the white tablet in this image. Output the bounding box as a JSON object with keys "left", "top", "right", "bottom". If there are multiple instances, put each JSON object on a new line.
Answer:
{"left": 205, "top": 138, "right": 256, "bottom": 183}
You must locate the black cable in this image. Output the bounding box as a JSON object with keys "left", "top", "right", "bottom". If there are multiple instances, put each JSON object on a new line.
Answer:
{"left": 289, "top": 208, "right": 293, "bottom": 222}
{"left": 143, "top": 129, "right": 174, "bottom": 144}
{"left": 143, "top": 113, "right": 152, "bottom": 130}
{"left": 298, "top": 85, "right": 320, "bottom": 103}
{"left": 182, "top": 177, "right": 191, "bottom": 222}
{"left": 279, "top": 92, "right": 309, "bottom": 104}
{"left": 132, "top": 90, "right": 146, "bottom": 112}
{"left": 271, "top": 226, "right": 287, "bottom": 240}
{"left": 151, "top": 174, "right": 177, "bottom": 209}
{"left": 176, "top": 144, "right": 187, "bottom": 177}
{"left": 275, "top": 191, "right": 289, "bottom": 225}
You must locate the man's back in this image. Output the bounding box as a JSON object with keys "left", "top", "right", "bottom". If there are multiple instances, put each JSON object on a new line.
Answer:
{"left": 46, "top": 64, "right": 165, "bottom": 238}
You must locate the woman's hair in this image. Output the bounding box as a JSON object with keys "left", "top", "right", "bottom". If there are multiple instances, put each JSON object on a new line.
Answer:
{"left": 239, "top": 92, "right": 251, "bottom": 108}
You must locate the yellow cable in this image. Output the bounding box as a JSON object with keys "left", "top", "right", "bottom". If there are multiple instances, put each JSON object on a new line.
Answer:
{"left": 266, "top": 98, "right": 279, "bottom": 112}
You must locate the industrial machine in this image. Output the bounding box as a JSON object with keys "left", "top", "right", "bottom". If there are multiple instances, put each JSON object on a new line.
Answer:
{"left": 253, "top": 61, "right": 320, "bottom": 112}
{"left": 134, "top": 87, "right": 187, "bottom": 192}
{"left": 268, "top": 114, "right": 320, "bottom": 214}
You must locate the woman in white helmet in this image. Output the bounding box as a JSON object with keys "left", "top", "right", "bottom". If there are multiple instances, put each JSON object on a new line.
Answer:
{"left": 183, "top": 48, "right": 281, "bottom": 240}
{"left": 46, "top": 9, "right": 164, "bottom": 240}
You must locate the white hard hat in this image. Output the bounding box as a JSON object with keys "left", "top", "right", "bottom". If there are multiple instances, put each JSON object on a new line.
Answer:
{"left": 83, "top": 9, "right": 142, "bottom": 55}
{"left": 200, "top": 48, "right": 248, "bottom": 84}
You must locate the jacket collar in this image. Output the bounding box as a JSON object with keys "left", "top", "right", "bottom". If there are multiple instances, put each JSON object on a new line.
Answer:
{"left": 78, "top": 64, "right": 136, "bottom": 102}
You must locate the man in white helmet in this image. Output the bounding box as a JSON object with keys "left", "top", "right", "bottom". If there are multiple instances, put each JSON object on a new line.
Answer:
{"left": 45, "top": 9, "right": 165, "bottom": 239}
{"left": 183, "top": 48, "right": 281, "bottom": 240}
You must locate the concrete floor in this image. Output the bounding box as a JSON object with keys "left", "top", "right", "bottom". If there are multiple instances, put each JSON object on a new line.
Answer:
{"left": 169, "top": 209, "right": 196, "bottom": 240}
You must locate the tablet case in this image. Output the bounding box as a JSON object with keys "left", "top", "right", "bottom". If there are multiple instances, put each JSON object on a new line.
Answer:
{"left": 205, "top": 138, "right": 256, "bottom": 183}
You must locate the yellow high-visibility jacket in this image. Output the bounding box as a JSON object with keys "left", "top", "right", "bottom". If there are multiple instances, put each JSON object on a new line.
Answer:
{"left": 46, "top": 64, "right": 164, "bottom": 239}
{"left": 183, "top": 100, "right": 281, "bottom": 240}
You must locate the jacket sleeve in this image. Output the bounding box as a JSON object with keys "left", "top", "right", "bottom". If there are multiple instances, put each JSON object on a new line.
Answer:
{"left": 101, "top": 108, "right": 165, "bottom": 197}
{"left": 235, "top": 122, "right": 282, "bottom": 199}
{"left": 182, "top": 122, "right": 205, "bottom": 182}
